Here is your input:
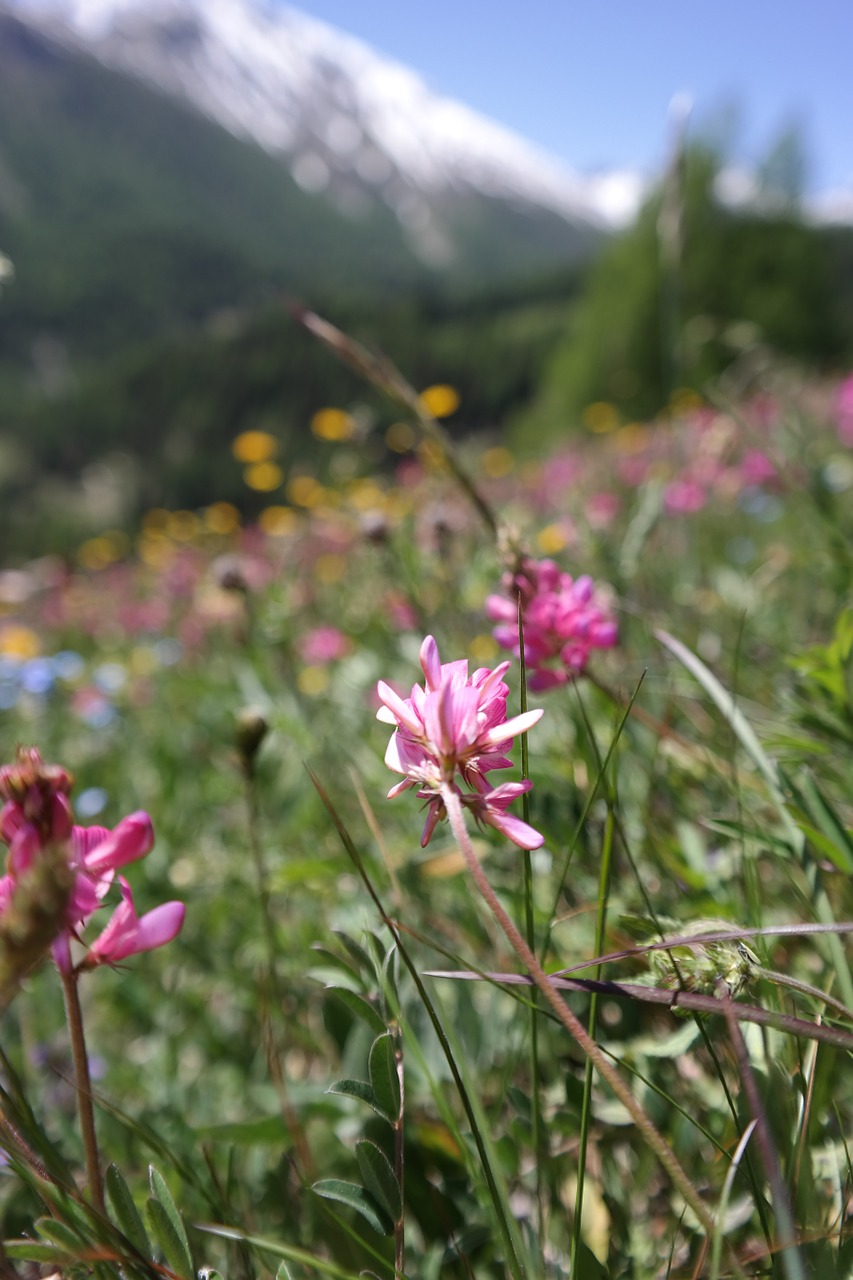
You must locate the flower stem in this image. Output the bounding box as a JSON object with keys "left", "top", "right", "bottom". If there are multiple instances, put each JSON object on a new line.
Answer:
{"left": 439, "top": 782, "right": 716, "bottom": 1241}
{"left": 60, "top": 967, "right": 104, "bottom": 1213}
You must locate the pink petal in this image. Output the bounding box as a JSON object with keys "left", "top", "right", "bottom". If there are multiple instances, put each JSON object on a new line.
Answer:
{"left": 483, "top": 808, "right": 545, "bottom": 851}
{"left": 80, "top": 812, "right": 155, "bottom": 875}
{"left": 87, "top": 880, "right": 184, "bottom": 965}
{"left": 376, "top": 682, "right": 422, "bottom": 737}
{"left": 482, "top": 709, "right": 543, "bottom": 747}
{"left": 419, "top": 635, "right": 442, "bottom": 690}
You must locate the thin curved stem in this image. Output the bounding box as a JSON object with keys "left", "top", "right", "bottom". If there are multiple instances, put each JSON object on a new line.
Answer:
{"left": 439, "top": 781, "right": 716, "bottom": 1242}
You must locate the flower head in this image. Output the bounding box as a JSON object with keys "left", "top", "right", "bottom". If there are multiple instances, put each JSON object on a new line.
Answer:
{"left": 0, "top": 747, "right": 184, "bottom": 977}
{"left": 485, "top": 557, "right": 618, "bottom": 691}
{"left": 377, "top": 636, "right": 544, "bottom": 849}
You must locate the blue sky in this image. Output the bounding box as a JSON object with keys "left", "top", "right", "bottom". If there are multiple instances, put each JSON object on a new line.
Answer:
{"left": 287, "top": 1, "right": 852, "bottom": 196}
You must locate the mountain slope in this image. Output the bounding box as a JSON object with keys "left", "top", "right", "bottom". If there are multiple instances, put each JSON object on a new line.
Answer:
{"left": 5, "top": 0, "right": 639, "bottom": 233}
{"left": 0, "top": 11, "right": 440, "bottom": 383}
{"left": 0, "top": 5, "right": 608, "bottom": 401}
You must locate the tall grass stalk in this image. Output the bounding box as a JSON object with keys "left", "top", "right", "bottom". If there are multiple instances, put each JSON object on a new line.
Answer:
{"left": 308, "top": 767, "right": 531, "bottom": 1280}
{"left": 437, "top": 780, "right": 719, "bottom": 1247}
{"left": 570, "top": 803, "right": 615, "bottom": 1276}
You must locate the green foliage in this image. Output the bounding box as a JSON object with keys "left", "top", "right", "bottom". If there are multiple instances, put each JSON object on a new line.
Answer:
{"left": 0, "top": 281, "right": 576, "bottom": 559}
{"left": 2, "top": 333, "right": 853, "bottom": 1276}
{"left": 518, "top": 146, "right": 853, "bottom": 439}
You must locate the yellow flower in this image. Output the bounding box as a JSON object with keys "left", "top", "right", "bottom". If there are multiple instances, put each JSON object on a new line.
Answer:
{"left": 232, "top": 430, "right": 278, "bottom": 463}
{"left": 419, "top": 384, "right": 460, "bottom": 418}
{"left": 244, "top": 462, "right": 283, "bottom": 492}
{"left": 311, "top": 408, "right": 354, "bottom": 441}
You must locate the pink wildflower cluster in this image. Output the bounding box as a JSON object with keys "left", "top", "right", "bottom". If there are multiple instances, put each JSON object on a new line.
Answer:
{"left": 376, "top": 636, "right": 544, "bottom": 850}
{"left": 835, "top": 375, "right": 853, "bottom": 447}
{"left": 485, "top": 557, "right": 618, "bottom": 691}
{"left": 0, "top": 747, "right": 184, "bottom": 973}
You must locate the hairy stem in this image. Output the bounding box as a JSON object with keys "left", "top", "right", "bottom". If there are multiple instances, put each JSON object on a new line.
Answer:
{"left": 60, "top": 967, "right": 104, "bottom": 1213}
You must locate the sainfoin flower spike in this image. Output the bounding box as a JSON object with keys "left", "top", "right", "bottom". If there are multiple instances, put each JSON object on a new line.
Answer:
{"left": 376, "top": 636, "right": 544, "bottom": 849}
{"left": 0, "top": 746, "right": 184, "bottom": 976}
{"left": 485, "top": 556, "right": 618, "bottom": 691}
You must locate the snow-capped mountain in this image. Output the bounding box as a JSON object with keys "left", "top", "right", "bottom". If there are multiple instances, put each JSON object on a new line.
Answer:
{"left": 2, "top": 0, "right": 646, "bottom": 253}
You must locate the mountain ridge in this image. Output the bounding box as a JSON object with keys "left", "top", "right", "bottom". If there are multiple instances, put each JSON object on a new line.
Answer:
{"left": 1, "top": 0, "right": 646, "bottom": 242}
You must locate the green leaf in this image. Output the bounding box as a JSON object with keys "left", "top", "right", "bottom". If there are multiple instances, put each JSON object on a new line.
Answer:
{"left": 2, "top": 1241, "right": 70, "bottom": 1264}
{"left": 656, "top": 628, "right": 802, "bottom": 849}
{"left": 327, "top": 1077, "right": 386, "bottom": 1118}
{"left": 147, "top": 1169, "right": 192, "bottom": 1280}
{"left": 354, "top": 1140, "right": 402, "bottom": 1225}
{"left": 368, "top": 1033, "right": 400, "bottom": 1123}
{"left": 106, "top": 1163, "right": 152, "bottom": 1258}
{"left": 34, "top": 1217, "right": 85, "bottom": 1255}
{"left": 326, "top": 987, "right": 387, "bottom": 1036}
{"left": 147, "top": 1198, "right": 193, "bottom": 1280}
{"left": 275, "top": 1264, "right": 294, "bottom": 1280}
{"left": 332, "top": 931, "right": 375, "bottom": 980}
{"left": 572, "top": 1238, "right": 608, "bottom": 1280}
{"left": 310, "top": 944, "right": 365, "bottom": 987}
{"left": 311, "top": 1179, "right": 393, "bottom": 1236}
{"left": 783, "top": 768, "right": 853, "bottom": 873}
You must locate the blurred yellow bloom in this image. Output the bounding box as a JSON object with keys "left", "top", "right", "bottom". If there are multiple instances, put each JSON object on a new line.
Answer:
{"left": 311, "top": 408, "right": 354, "bottom": 441}
{"left": 232, "top": 430, "right": 278, "bottom": 463}
{"left": 142, "top": 507, "right": 171, "bottom": 532}
{"left": 614, "top": 423, "right": 652, "bottom": 454}
{"left": 297, "top": 666, "right": 330, "bottom": 696}
{"left": 287, "top": 475, "right": 325, "bottom": 507}
{"left": 346, "top": 479, "right": 386, "bottom": 511}
{"left": 244, "top": 462, "right": 283, "bottom": 492}
{"left": 482, "top": 446, "right": 514, "bottom": 478}
{"left": 669, "top": 387, "right": 704, "bottom": 416}
{"left": 469, "top": 633, "right": 499, "bottom": 663}
{"left": 77, "top": 531, "right": 129, "bottom": 570}
{"left": 137, "top": 534, "right": 174, "bottom": 569}
{"left": 386, "top": 421, "right": 415, "bottom": 452}
{"left": 0, "top": 625, "right": 40, "bottom": 660}
{"left": 259, "top": 506, "right": 299, "bottom": 536}
{"left": 419, "top": 384, "right": 460, "bottom": 418}
{"left": 582, "top": 401, "right": 620, "bottom": 433}
{"left": 537, "top": 523, "right": 570, "bottom": 554}
{"left": 167, "top": 511, "right": 201, "bottom": 541}
{"left": 314, "top": 554, "right": 347, "bottom": 585}
{"left": 204, "top": 502, "right": 240, "bottom": 534}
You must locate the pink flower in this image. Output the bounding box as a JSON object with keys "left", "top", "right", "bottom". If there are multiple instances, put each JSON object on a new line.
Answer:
{"left": 585, "top": 491, "right": 621, "bottom": 528}
{"left": 299, "top": 625, "right": 350, "bottom": 665}
{"left": 377, "top": 636, "right": 541, "bottom": 792}
{"left": 835, "top": 375, "right": 853, "bottom": 446}
{"left": 83, "top": 878, "right": 185, "bottom": 968}
{"left": 738, "top": 449, "right": 777, "bottom": 487}
{"left": 0, "top": 747, "right": 183, "bottom": 974}
{"left": 376, "top": 636, "right": 544, "bottom": 850}
{"left": 663, "top": 477, "right": 707, "bottom": 514}
{"left": 485, "top": 557, "right": 618, "bottom": 689}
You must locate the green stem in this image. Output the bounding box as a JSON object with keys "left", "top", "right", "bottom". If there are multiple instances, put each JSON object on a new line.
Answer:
{"left": 60, "top": 967, "right": 104, "bottom": 1213}
{"left": 393, "top": 1027, "right": 405, "bottom": 1277}
{"left": 242, "top": 760, "right": 313, "bottom": 1179}
{"left": 571, "top": 804, "right": 615, "bottom": 1274}
{"left": 517, "top": 628, "right": 544, "bottom": 1241}
{"left": 439, "top": 782, "right": 716, "bottom": 1241}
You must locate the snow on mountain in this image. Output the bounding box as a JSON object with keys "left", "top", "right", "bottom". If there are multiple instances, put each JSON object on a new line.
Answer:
{"left": 3, "top": 0, "right": 647, "bottom": 243}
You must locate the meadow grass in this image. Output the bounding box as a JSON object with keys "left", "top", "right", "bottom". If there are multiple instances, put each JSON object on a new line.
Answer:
{"left": 1, "top": 345, "right": 852, "bottom": 1279}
